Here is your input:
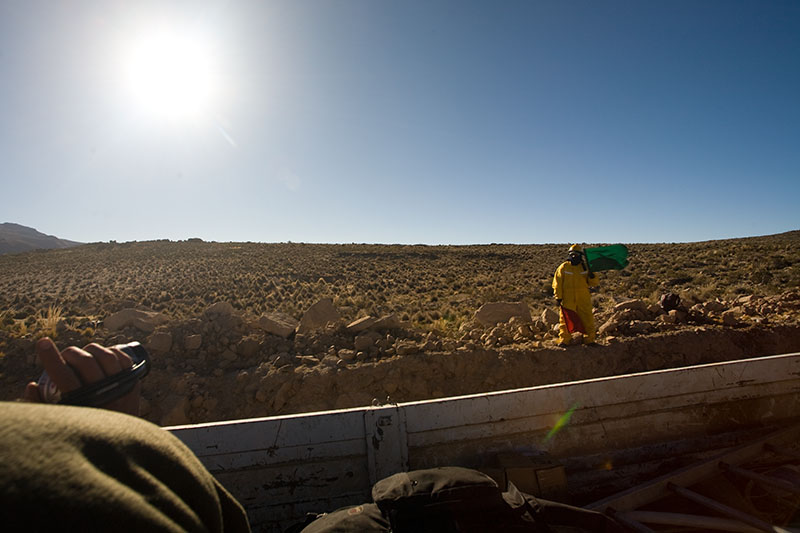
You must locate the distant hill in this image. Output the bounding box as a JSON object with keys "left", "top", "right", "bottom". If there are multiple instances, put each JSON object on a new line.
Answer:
{"left": 0, "top": 223, "right": 83, "bottom": 255}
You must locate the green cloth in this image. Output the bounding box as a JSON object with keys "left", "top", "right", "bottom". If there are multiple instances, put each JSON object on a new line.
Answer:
{"left": 584, "top": 244, "right": 629, "bottom": 272}
{"left": 0, "top": 402, "right": 250, "bottom": 533}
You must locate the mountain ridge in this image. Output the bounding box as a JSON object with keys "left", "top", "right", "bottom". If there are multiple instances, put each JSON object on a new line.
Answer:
{"left": 0, "top": 222, "right": 83, "bottom": 255}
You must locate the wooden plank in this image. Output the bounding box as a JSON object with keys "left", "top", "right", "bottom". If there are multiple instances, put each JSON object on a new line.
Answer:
{"left": 720, "top": 462, "right": 800, "bottom": 495}
{"left": 586, "top": 424, "right": 800, "bottom": 512}
{"left": 668, "top": 483, "right": 790, "bottom": 533}
{"left": 621, "top": 511, "right": 761, "bottom": 533}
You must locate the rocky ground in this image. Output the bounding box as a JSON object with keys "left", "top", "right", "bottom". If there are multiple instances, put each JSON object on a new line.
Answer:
{"left": 2, "top": 287, "right": 799, "bottom": 426}
{"left": 1, "top": 233, "right": 799, "bottom": 426}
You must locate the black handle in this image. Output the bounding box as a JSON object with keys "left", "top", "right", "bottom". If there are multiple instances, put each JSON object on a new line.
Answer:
{"left": 60, "top": 342, "right": 150, "bottom": 407}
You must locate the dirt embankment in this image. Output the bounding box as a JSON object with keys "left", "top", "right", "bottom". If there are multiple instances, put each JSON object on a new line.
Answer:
{"left": 148, "top": 322, "right": 800, "bottom": 425}
{"left": 3, "top": 295, "right": 798, "bottom": 427}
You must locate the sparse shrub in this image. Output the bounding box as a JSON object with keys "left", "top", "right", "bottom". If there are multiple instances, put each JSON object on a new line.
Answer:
{"left": 39, "top": 305, "right": 63, "bottom": 338}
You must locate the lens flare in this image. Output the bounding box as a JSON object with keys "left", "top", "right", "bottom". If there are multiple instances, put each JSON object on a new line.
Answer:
{"left": 545, "top": 402, "right": 579, "bottom": 441}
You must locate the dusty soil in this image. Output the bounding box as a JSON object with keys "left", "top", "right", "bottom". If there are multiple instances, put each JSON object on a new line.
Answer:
{"left": 1, "top": 234, "right": 799, "bottom": 426}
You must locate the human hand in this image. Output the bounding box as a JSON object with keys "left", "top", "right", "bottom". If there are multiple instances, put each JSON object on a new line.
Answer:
{"left": 24, "top": 337, "right": 141, "bottom": 416}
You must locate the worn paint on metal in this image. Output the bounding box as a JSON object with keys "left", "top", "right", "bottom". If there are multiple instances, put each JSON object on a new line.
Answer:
{"left": 167, "top": 352, "right": 800, "bottom": 532}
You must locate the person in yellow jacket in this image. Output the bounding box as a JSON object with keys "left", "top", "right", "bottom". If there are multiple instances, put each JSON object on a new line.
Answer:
{"left": 552, "top": 244, "right": 599, "bottom": 346}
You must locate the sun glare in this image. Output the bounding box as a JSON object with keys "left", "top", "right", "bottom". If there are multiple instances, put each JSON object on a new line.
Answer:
{"left": 122, "top": 29, "right": 217, "bottom": 120}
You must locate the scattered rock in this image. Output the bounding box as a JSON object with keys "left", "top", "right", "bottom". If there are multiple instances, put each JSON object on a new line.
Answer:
{"left": 517, "top": 324, "right": 534, "bottom": 339}
{"left": 474, "top": 302, "right": 531, "bottom": 327}
{"left": 146, "top": 331, "right": 173, "bottom": 353}
{"left": 721, "top": 310, "right": 741, "bottom": 326}
{"left": 598, "top": 317, "right": 621, "bottom": 336}
{"left": 354, "top": 331, "right": 382, "bottom": 351}
{"left": 372, "top": 314, "right": 401, "bottom": 330}
{"left": 670, "top": 309, "right": 688, "bottom": 323}
{"left": 395, "top": 340, "right": 419, "bottom": 355}
{"left": 273, "top": 353, "right": 295, "bottom": 367}
{"left": 105, "top": 309, "right": 168, "bottom": 332}
{"left": 236, "top": 338, "right": 260, "bottom": 358}
{"left": 540, "top": 308, "right": 559, "bottom": 326}
{"left": 337, "top": 349, "right": 357, "bottom": 362}
{"left": 297, "top": 298, "right": 341, "bottom": 334}
{"left": 613, "top": 299, "right": 649, "bottom": 313}
{"left": 627, "top": 321, "right": 655, "bottom": 335}
{"left": 204, "top": 301, "right": 235, "bottom": 317}
{"left": 346, "top": 316, "right": 379, "bottom": 333}
{"left": 181, "top": 335, "right": 200, "bottom": 351}
{"left": 258, "top": 311, "right": 299, "bottom": 338}
{"left": 658, "top": 313, "right": 677, "bottom": 324}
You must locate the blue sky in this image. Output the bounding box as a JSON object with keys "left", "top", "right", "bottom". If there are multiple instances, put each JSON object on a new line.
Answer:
{"left": 1, "top": 1, "right": 798, "bottom": 245}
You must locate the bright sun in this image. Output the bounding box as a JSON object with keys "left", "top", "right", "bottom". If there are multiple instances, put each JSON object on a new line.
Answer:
{"left": 122, "top": 29, "right": 217, "bottom": 120}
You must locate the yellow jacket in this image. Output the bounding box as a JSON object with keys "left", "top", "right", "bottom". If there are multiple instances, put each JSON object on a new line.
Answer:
{"left": 552, "top": 262, "right": 599, "bottom": 310}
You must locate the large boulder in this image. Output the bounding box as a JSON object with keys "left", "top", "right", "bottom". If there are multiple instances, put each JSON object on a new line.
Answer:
{"left": 474, "top": 302, "right": 531, "bottom": 327}
{"left": 297, "top": 298, "right": 341, "bottom": 334}
{"left": 104, "top": 309, "right": 168, "bottom": 332}
{"left": 258, "top": 312, "right": 299, "bottom": 338}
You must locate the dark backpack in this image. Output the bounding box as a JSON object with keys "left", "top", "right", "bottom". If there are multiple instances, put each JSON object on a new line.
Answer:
{"left": 372, "top": 466, "right": 546, "bottom": 532}
{"left": 292, "top": 503, "right": 389, "bottom": 533}
{"left": 297, "top": 466, "right": 620, "bottom": 533}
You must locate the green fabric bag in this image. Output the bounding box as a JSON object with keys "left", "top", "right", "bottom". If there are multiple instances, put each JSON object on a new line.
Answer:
{"left": 584, "top": 244, "right": 629, "bottom": 272}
